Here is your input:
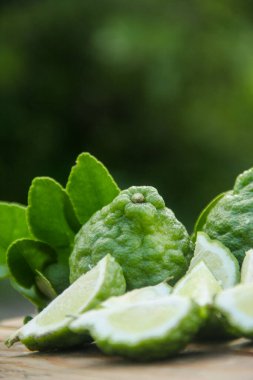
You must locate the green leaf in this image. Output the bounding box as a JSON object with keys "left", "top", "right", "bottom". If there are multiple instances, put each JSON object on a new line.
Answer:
{"left": 0, "top": 202, "right": 31, "bottom": 279}
{"left": 66, "top": 152, "right": 120, "bottom": 224}
{"left": 10, "top": 279, "right": 49, "bottom": 310}
{"left": 192, "top": 192, "right": 227, "bottom": 242}
{"left": 35, "top": 270, "right": 57, "bottom": 300}
{"left": 7, "top": 239, "right": 56, "bottom": 288}
{"left": 42, "top": 262, "right": 70, "bottom": 294}
{"left": 27, "top": 177, "right": 80, "bottom": 250}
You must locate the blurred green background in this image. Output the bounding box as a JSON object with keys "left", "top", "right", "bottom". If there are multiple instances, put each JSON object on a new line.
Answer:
{"left": 1, "top": 0, "right": 253, "bottom": 319}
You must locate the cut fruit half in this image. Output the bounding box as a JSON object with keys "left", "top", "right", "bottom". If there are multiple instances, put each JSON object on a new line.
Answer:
{"left": 102, "top": 282, "right": 172, "bottom": 309}
{"left": 189, "top": 232, "right": 240, "bottom": 289}
{"left": 214, "top": 283, "right": 253, "bottom": 338}
{"left": 6, "top": 254, "right": 126, "bottom": 351}
{"left": 173, "top": 261, "right": 222, "bottom": 307}
{"left": 241, "top": 249, "right": 253, "bottom": 284}
{"left": 70, "top": 296, "right": 203, "bottom": 360}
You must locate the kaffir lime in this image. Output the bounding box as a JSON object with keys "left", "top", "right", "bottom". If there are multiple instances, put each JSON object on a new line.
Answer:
{"left": 69, "top": 186, "right": 193, "bottom": 289}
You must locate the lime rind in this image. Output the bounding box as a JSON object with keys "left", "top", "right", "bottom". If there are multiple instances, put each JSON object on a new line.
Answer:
{"left": 70, "top": 296, "right": 203, "bottom": 360}
{"left": 101, "top": 282, "right": 172, "bottom": 309}
{"left": 214, "top": 283, "right": 253, "bottom": 337}
{"left": 7, "top": 254, "right": 126, "bottom": 350}
{"left": 241, "top": 249, "right": 253, "bottom": 284}
{"left": 173, "top": 261, "right": 222, "bottom": 307}
{"left": 189, "top": 232, "right": 240, "bottom": 289}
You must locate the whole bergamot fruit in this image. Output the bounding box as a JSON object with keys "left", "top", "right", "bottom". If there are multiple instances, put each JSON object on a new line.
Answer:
{"left": 200, "top": 167, "right": 253, "bottom": 265}
{"left": 69, "top": 186, "right": 193, "bottom": 289}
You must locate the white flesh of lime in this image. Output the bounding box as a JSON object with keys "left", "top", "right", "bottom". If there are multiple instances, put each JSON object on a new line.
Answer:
{"left": 173, "top": 261, "right": 222, "bottom": 306}
{"left": 102, "top": 282, "right": 172, "bottom": 309}
{"left": 215, "top": 283, "right": 253, "bottom": 334}
{"left": 241, "top": 249, "right": 253, "bottom": 284}
{"left": 189, "top": 232, "right": 240, "bottom": 289}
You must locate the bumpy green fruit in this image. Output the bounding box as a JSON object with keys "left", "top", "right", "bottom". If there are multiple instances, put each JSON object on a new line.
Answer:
{"left": 69, "top": 186, "right": 192, "bottom": 289}
{"left": 203, "top": 168, "right": 253, "bottom": 265}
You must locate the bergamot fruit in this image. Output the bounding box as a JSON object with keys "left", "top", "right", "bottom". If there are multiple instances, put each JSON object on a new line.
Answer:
{"left": 198, "top": 167, "right": 253, "bottom": 264}
{"left": 69, "top": 186, "right": 193, "bottom": 289}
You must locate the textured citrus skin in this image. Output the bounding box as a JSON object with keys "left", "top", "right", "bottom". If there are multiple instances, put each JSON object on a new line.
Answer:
{"left": 203, "top": 168, "right": 253, "bottom": 265}
{"left": 69, "top": 186, "right": 192, "bottom": 289}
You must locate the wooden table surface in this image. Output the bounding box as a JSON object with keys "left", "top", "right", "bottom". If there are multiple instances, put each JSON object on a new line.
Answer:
{"left": 1, "top": 318, "right": 253, "bottom": 380}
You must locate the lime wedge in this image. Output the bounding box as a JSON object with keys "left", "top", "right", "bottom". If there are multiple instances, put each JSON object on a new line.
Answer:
{"left": 102, "top": 282, "right": 172, "bottom": 309}
{"left": 173, "top": 261, "right": 222, "bottom": 306}
{"left": 189, "top": 232, "right": 240, "bottom": 289}
{"left": 241, "top": 249, "right": 253, "bottom": 284}
{"left": 70, "top": 296, "right": 202, "bottom": 360}
{"left": 214, "top": 283, "right": 253, "bottom": 338}
{"left": 173, "top": 261, "right": 230, "bottom": 341}
{"left": 6, "top": 254, "right": 126, "bottom": 350}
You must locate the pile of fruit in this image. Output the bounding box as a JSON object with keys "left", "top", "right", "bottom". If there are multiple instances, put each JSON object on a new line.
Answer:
{"left": 2, "top": 152, "right": 253, "bottom": 360}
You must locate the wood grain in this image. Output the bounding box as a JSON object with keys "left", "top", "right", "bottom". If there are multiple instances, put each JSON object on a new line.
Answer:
{"left": 1, "top": 318, "right": 253, "bottom": 380}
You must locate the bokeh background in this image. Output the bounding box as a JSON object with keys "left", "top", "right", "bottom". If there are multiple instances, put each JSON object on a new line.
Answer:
{"left": 1, "top": 0, "right": 253, "bottom": 319}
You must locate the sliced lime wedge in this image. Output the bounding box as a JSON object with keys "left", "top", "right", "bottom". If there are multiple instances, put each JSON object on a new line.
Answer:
{"left": 102, "top": 282, "right": 172, "bottom": 309}
{"left": 214, "top": 283, "right": 253, "bottom": 338}
{"left": 173, "top": 261, "right": 222, "bottom": 306}
{"left": 70, "top": 296, "right": 202, "bottom": 360}
{"left": 241, "top": 249, "right": 253, "bottom": 284}
{"left": 6, "top": 254, "right": 126, "bottom": 350}
{"left": 189, "top": 232, "right": 240, "bottom": 289}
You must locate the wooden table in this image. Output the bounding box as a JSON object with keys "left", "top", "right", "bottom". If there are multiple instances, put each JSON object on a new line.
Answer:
{"left": 1, "top": 318, "right": 253, "bottom": 380}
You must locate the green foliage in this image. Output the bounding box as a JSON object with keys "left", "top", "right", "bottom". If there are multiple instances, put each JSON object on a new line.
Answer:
{"left": 192, "top": 193, "right": 227, "bottom": 241}
{"left": 0, "top": 203, "right": 31, "bottom": 279}
{"left": 42, "top": 263, "right": 70, "bottom": 295}
{"left": 66, "top": 153, "right": 120, "bottom": 225}
{"left": 28, "top": 177, "right": 79, "bottom": 250}
{"left": 35, "top": 270, "right": 57, "bottom": 300}
{"left": 7, "top": 239, "right": 58, "bottom": 306}
{"left": 10, "top": 280, "right": 49, "bottom": 310}
{"left": 1, "top": 152, "right": 120, "bottom": 308}
{"left": 7, "top": 239, "right": 56, "bottom": 288}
